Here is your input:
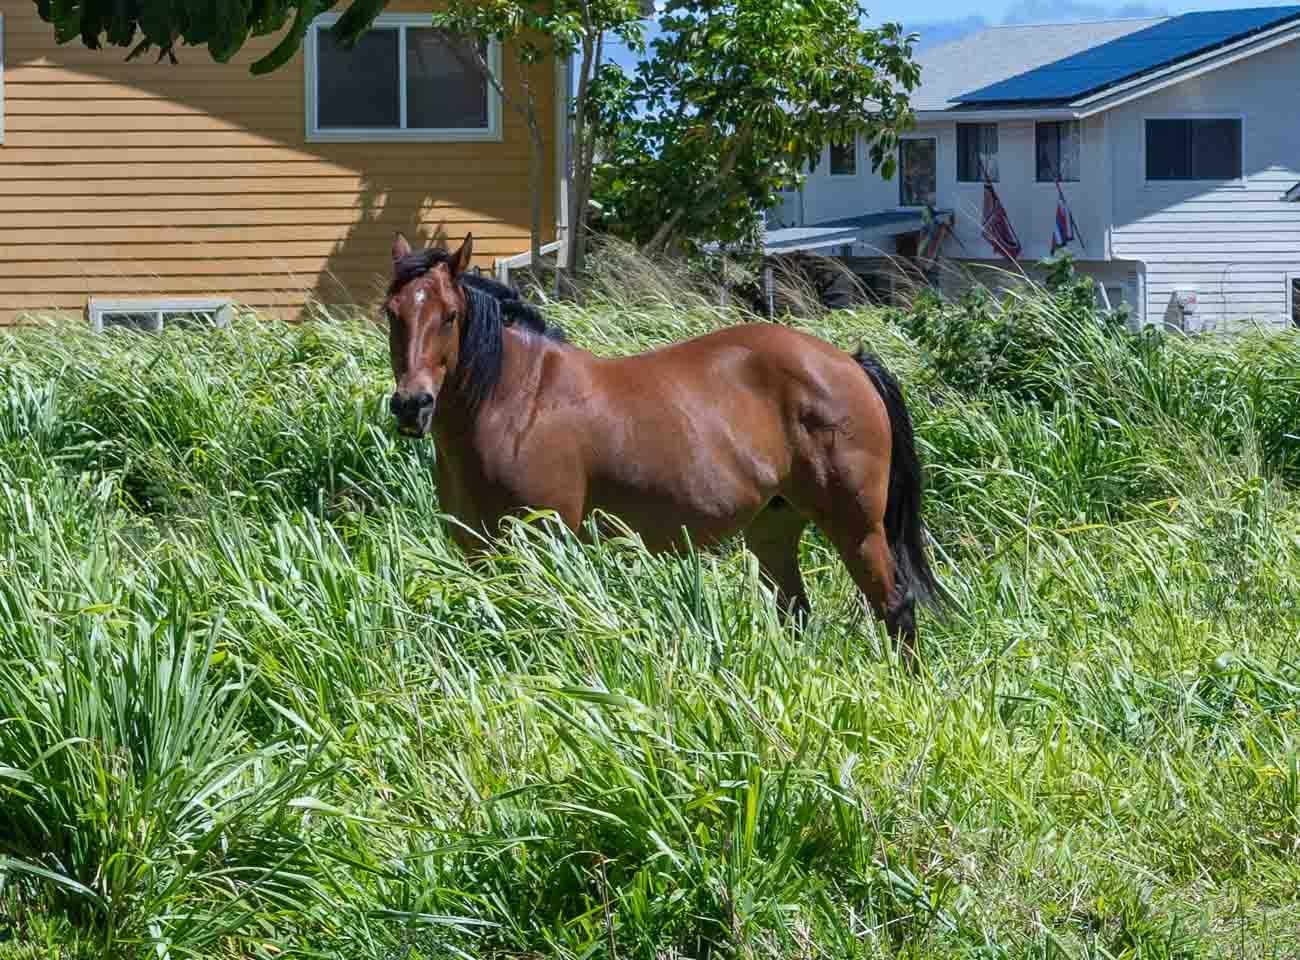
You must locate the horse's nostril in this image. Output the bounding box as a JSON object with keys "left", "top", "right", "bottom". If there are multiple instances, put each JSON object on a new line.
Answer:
{"left": 390, "top": 391, "right": 435, "bottom": 423}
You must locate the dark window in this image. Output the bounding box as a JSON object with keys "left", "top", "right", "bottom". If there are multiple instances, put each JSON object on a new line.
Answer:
{"left": 1036, "top": 121, "right": 1080, "bottom": 182}
{"left": 899, "top": 138, "right": 937, "bottom": 207}
{"left": 314, "top": 22, "right": 490, "bottom": 134}
{"left": 829, "top": 139, "right": 857, "bottom": 176}
{"left": 406, "top": 30, "right": 490, "bottom": 129}
{"left": 102, "top": 313, "right": 162, "bottom": 332}
{"left": 1145, "top": 119, "right": 1242, "bottom": 181}
{"left": 316, "top": 28, "right": 401, "bottom": 129}
{"left": 957, "top": 123, "right": 998, "bottom": 182}
{"left": 1291, "top": 278, "right": 1300, "bottom": 328}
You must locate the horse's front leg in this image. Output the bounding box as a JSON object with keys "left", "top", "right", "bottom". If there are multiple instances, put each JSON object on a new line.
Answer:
{"left": 447, "top": 491, "right": 587, "bottom": 558}
{"left": 445, "top": 518, "right": 494, "bottom": 564}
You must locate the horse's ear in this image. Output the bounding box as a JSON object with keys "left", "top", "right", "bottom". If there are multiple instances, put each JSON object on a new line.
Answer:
{"left": 392, "top": 232, "right": 412, "bottom": 263}
{"left": 451, "top": 233, "right": 474, "bottom": 276}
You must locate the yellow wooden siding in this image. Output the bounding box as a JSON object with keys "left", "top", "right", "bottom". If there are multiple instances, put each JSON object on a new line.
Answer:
{"left": 0, "top": 0, "right": 557, "bottom": 324}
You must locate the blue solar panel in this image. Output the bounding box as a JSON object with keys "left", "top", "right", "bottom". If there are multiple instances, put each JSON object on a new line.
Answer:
{"left": 956, "top": 6, "right": 1300, "bottom": 104}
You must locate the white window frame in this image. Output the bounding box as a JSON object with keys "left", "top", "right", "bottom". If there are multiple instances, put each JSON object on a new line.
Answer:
{"left": 1034, "top": 120, "right": 1082, "bottom": 183}
{"left": 0, "top": 13, "right": 7, "bottom": 145}
{"left": 828, "top": 137, "right": 859, "bottom": 177}
{"left": 1140, "top": 113, "right": 1246, "bottom": 188}
{"left": 305, "top": 13, "right": 502, "bottom": 144}
{"left": 897, "top": 135, "right": 939, "bottom": 208}
{"left": 88, "top": 298, "right": 233, "bottom": 333}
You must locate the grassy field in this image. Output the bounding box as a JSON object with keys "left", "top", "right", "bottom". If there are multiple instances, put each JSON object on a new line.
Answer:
{"left": 2, "top": 267, "right": 1300, "bottom": 959}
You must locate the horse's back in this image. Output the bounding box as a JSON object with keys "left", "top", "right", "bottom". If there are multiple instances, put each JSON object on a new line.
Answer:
{"left": 577, "top": 321, "right": 889, "bottom": 484}
{"left": 591, "top": 322, "right": 861, "bottom": 393}
{"left": 627, "top": 322, "right": 846, "bottom": 363}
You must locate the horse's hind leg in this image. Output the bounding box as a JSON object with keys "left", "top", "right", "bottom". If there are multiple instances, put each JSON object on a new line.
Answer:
{"left": 743, "top": 498, "right": 811, "bottom": 626}
{"left": 830, "top": 523, "right": 919, "bottom": 674}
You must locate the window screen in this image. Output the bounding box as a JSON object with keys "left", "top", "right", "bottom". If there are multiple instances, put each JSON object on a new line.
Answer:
{"left": 316, "top": 28, "right": 401, "bottom": 129}
{"left": 312, "top": 19, "right": 492, "bottom": 136}
{"left": 406, "top": 30, "right": 489, "bottom": 129}
{"left": 829, "top": 139, "right": 857, "bottom": 176}
{"left": 957, "top": 123, "right": 998, "bottom": 182}
{"left": 899, "top": 139, "right": 937, "bottom": 206}
{"left": 1145, "top": 119, "right": 1242, "bottom": 181}
{"left": 1036, "top": 121, "right": 1080, "bottom": 182}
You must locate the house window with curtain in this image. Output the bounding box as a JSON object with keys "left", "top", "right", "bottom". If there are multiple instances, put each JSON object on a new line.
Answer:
{"left": 957, "top": 123, "right": 998, "bottom": 182}
{"left": 1035, "top": 121, "right": 1081, "bottom": 182}
{"left": 899, "top": 138, "right": 937, "bottom": 207}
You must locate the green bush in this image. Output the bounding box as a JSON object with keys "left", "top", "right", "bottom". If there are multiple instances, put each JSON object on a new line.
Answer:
{"left": 889, "top": 256, "right": 1300, "bottom": 484}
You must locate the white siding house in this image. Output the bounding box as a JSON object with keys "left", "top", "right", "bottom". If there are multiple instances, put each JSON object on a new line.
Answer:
{"left": 776, "top": 8, "right": 1300, "bottom": 330}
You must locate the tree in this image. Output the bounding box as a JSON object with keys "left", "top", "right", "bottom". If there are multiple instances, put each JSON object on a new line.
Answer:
{"left": 588, "top": 0, "right": 921, "bottom": 255}
{"left": 424, "top": 0, "right": 647, "bottom": 281}
{"left": 33, "top": 0, "right": 350, "bottom": 72}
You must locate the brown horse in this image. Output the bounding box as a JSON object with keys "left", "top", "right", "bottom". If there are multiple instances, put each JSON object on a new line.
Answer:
{"left": 384, "top": 232, "right": 941, "bottom": 670}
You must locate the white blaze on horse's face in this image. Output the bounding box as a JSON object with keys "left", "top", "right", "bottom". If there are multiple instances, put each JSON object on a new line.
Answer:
{"left": 386, "top": 231, "right": 475, "bottom": 438}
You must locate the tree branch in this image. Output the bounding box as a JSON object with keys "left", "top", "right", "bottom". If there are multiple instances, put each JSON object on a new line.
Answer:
{"left": 440, "top": 35, "right": 532, "bottom": 124}
{"left": 440, "top": 32, "right": 545, "bottom": 267}
{"left": 646, "top": 121, "right": 754, "bottom": 252}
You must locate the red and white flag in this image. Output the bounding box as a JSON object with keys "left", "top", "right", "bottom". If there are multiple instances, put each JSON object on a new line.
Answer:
{"left": 981, "top": 181, "right": 1022, "bottom": 261}
{"left": 1051, "top": 180, "right": 1085, "bottom": 254}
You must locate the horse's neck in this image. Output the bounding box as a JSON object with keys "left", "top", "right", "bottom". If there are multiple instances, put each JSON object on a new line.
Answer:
{"left": 434, "top": 325, "right": 547, "bottom": 447}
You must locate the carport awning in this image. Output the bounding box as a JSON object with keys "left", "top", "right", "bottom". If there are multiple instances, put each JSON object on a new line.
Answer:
{"left": 762, "top": 209, "right": 952, "bottom": 254}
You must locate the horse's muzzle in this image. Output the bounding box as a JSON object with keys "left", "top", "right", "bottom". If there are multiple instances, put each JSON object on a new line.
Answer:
{"left": 390, "top": 390, "right": 435, "bottom": 437}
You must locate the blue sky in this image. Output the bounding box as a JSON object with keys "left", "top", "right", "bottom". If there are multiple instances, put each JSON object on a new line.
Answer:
{"left": 604, "top": 0, "right": 1300, "bottom": 67}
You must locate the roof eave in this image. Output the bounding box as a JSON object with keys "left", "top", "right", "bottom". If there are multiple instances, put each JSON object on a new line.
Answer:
{"left": 915, "top": 106, "right": 1081, "bottom": 121}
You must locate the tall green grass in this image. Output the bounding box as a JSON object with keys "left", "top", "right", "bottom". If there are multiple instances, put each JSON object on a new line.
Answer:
{"left": 2, "top": 272, "right": 1299, "bottom": 959}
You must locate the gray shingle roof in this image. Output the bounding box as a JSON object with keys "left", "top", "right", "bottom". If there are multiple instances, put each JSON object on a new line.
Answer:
{"left": 911, "top": 17, "right": 1167, "bottom": 111}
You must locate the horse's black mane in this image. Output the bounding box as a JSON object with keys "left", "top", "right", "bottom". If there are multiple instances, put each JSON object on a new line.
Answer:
{"left": 390, "top": 246, "right": 566, "bottom": 417}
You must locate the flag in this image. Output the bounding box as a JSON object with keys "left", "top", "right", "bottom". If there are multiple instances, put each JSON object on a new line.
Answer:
{"left": 1051, "top": 180, "right": 1085, "bottom": 254}
{"left": 917, "top": 204, "right": 950, "bottom": 267}
{"left": 981, "top": 181, "right": 1021, "bottom": 260}
{"left": 1051, "top": 194, "right": 1073, "bottom": 253}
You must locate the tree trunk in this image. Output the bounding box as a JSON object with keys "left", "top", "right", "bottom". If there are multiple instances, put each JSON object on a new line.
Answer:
{"left": 564, "top": 32, "right": 595, "bottom": 286}
{"left": 520, "top": 75, "right": 544, "bottom": 279}
{"left": 574, "top": 43, "right": 603, "bottom": 280}
{"left": 528, "top": 118, "right": 546, "bottom": 285}
{"left": 445, "top": 38, "right": 544, "bottom": 279}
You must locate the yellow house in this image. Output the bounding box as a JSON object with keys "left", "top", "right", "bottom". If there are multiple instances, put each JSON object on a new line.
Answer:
{"left": 0, "top": 0, "right": 566, "bottom": 325}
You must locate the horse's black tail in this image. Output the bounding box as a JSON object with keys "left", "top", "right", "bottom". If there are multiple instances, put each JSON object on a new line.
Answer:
{"left": 853, "top": 349, "right": 942, "bottom": 614}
